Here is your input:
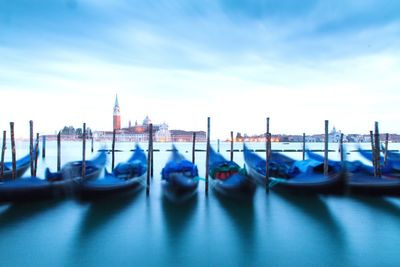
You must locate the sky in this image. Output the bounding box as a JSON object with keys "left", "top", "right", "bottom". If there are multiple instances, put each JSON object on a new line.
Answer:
{"left": 1, "top": 0, "right": 400, "bottom": 139}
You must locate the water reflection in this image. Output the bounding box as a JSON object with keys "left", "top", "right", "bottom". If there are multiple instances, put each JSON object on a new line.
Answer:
{"left": 160, "top": 195, "right": 199, "bottom": 266}
{"left": 214, "top": 194, "right": 255, "bottom": 240}
{"left": 214, "top": 194, "right": 256, "bottom": 267}
{"left": 161, "top": 195, "right": 199, "bottom": 245}
{"left": 351, "top": 196, "right": 400, "bottom": 219}
{"left": 0, "top": 200, "right": 62, "bottom": 230}
{"left": 1, "top": 142, "right": 400, "bottom": 266}
{"left": 0, "top": 203, "right": 11, "bottom": 214}
{"left": 275, "top": 192, "right": 346, "bottom": 250}
{"left": 78, "top": 190, "right": 144, "bottom": 239}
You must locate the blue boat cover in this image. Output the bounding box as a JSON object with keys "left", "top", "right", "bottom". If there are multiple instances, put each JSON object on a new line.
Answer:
{"left": 243, "top": 144, "right": 298, "bottom": 178}
{"left": 161, "top": 145, "right": 198, "bottom": 181}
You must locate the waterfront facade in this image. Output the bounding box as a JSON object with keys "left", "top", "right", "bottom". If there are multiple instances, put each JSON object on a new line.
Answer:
{"left": 93, "top": 95, "right": 206, "bottom": 142}
{"left": 51, "top": 97, "right": 399, "bottom": 142}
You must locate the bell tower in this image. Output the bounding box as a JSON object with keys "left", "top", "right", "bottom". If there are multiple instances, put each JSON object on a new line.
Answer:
{"left": 113, "top": 94, "right": 121, "bottom": 130}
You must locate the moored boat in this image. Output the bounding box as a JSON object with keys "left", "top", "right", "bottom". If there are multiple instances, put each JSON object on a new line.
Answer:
{"left": 357, "top": 146, "right": 400, "bottom": 173}
{"left": 45, "top": 150, "right": 107, "bottom": 182}
{"left": 347, "top": 171, "right": 400, "bottom": 195}
{"left": 1, "top": 153, "right": 32, "bottom": 180}
{"left": 243, "top": 144, "right": 296, "bottom": 187}
{"left": 307, "top": 149, "right": 400, "bottom": 195}
{"left": 0, "top": 151, "right": 107, "bottom": 202}
{"left": 209, "top": 146, "right": 256, "bottom": 199}
{"left": 244, "top": 145, "right": 346, "bottom": 194}
{"left": 79, "top": 144, "right": 147, "bottom": 199}
{"left": 161, "top": 145, "right": 199, "bottom": 203}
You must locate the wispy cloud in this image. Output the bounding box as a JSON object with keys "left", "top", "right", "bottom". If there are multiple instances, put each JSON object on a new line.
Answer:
{"left": 1, "top": 0, "right": 400, "bottom": 137}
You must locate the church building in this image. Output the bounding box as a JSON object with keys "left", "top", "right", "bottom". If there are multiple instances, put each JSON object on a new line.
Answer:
{"left": 93, "top": 94, "right": 206, "bottom": 142}
{"left": 113, "top": 95, "right": 121, "bottom": 130}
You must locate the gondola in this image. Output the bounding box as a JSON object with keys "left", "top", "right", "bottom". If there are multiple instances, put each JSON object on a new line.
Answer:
{"left": 0, "top": 153, "right": 32, "bottom": 180}
{"left": 0, "top": 151, "right": 107, "bottom": 202}
{"left": 45, "top": 150, "right": 107, "bottom": 181}
{"left": 347, "top": 171, "right": 400, "bottom": 195}
{"left": 357, "top": 146, "right": 400, "bottom": 173}
{"left": 209, "top": 146, "right": 256, "bottom": 199}
{"left": 306, "top": 149, "right": 371, "bottom": 174}
{"left": 243, "top": 145, "right": 346, "bottom": 194}
{"left": 243, "top": 144, "right": 297, "bottom": 186}
{"left": 161, "top": 145, "right": 199, "bottom": 203}
{"left": 307, "top": 149, "right": 400, "bottom": 195}
{"left": 381, "top": 144, "right": 400, "bottom": 161}
{"left": 79, "top": 144, "right": 147, "bottom": 199}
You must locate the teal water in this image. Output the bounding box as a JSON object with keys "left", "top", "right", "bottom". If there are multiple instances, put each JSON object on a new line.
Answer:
{"left": 1, "top": 141, "right": 400, "bottom": 267}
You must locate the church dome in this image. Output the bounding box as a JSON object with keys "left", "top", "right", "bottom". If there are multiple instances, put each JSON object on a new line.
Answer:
{"left": 143, "top": 115, "right": 152, "bottom": 126}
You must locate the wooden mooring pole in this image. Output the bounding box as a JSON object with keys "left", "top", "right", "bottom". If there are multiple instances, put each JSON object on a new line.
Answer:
{"left": 29, "top": 120, "right": 34, "bottom": 176}
{"left": 266, "top": 117, "right": 271, "bottom": 157}
{"left": 42, "top": 135, "right": 46, "bottom": 158}
{"left": 217, "top": 139, "right": 220, "bottom": 153}
{"left": 384, "top": 133, "right": 389, "bottom": 166}
{"left": 57, "top": 131, "right": 61, "bottom": 171}
{"left": 150, "top": 124, "right": 154, "bottom": 178}
{"left": 374, "top": 122, "right": 381, "bottom": 177}
{"left": 324, "top": 120, "right": 329, "bottom": 176}
{"left": 34, "top": 133, "right": 39, "bottom": 177}
{"left": 265, "top": 117, "right": 270, "bottom": 193}
{"left": 146, "top": 124, "right": 153, "bottom": 196}
{"left": 112, "top": 129, "right": 116, "bottom": 170}
{"left": 192, "top": 132, "right": 196, "bottom": 164}
{"left": 82, "top": 123, "right": 86, "bottom": 178}
{"left": 230, "top": 131, "right": 234, "bottom": 161}
{"left": 302, "top": 133, "right": 306, "bottom": 160}
{"left": 339, "top": 133, "right": 344, "bottom": 163}
{"left": 205, "top": 117, "right": 210, "bottom": 196}
{"left": 91, "top": 136, "right": 94, "bottom": 153}
{"left": 339, "top": 133, "right": 346, "bottom": 185}
{"left": 0, "top": 131, "right": 6, "bottom": 178}
{"left": 10, "top": 122, "right": 16, "bottom": 180}
{"left": 369, "top": 130, "right": 376, "bottom": 176}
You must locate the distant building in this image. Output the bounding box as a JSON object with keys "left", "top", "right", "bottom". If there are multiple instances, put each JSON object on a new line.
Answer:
{"left": 329, "top": 126, "right": 346, "bottom": 142}
{"left": 346, "top": 134, "right": 364, "bottom": 143}
{"left": 170, "top": 130, "right": 206, "bottom": 142}
{"left": 155, "top": 123, "right": 172, "bottom": 142}
{"left": 305, "top": 136, "right": 317, "bottom": 142}
{"left": 93, "top": 95, "right": 205, "bottom": 142}
{"left": 113, "top": 95, "right": 121, "bottom": 130}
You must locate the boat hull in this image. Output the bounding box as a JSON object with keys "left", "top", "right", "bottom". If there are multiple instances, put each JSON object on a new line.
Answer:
{"left": 211, "top": 173, "right": 256, "bottom": 199}
{"left": 162, "top": 173, "right": 199, "bottom": 203}
{"left": 1, "top": 153, "right": 32, "bottom": 180}
{"left": 0, "top": 177, "right": 81, "bottom": 202}
{"left": 79, "top": 174, "right": 146, "bottom": 199}
{"left": 244, "top": 145, "right": 346, "bottom": 194}
{"left": 161, "top": 146, "right": 199, "bottom": 203}
{"left": 78, "top": 145, "right": 148, "bottom": 200}
{"left": 269, "top": 172, "right": 346, "bottom": 195}
{"left": 348, "top": 173, "right": 400, "bottom": 196}
{"left": 209, "top": 146, "right": 256, "bottom": 199}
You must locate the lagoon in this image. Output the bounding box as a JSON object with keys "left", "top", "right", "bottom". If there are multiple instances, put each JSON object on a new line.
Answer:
{"left": 1, "top": 141, "right": 400, "bottom": 267}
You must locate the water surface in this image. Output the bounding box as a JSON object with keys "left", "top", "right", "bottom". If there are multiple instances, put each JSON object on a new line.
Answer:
{"left": 1, "top": 141, "right": 399, "bottom": 267}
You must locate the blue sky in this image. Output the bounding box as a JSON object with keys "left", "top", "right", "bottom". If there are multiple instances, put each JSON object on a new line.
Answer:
{"left": 1, "top": 0, "right": 400, "bottom": 139}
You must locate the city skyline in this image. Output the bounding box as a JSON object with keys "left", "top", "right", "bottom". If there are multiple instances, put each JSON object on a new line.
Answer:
{"left": 1, "top": 1, "right": 400, "bottom": 139}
